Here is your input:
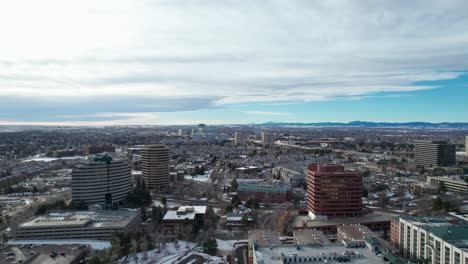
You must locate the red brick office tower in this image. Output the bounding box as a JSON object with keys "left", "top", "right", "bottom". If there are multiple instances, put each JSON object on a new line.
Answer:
{"left": 307, "top": 164, "right": 363, "bottom": 220}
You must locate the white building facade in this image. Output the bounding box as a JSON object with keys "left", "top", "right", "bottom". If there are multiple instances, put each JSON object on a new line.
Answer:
{"left": 398, "top": 217, "right": 468, "bottom": 264}
{"left": 72, "top": 155, "right": 132, "bottom": 207}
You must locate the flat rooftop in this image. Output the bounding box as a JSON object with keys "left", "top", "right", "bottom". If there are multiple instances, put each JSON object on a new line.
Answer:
{"left": 293, "top": 212, "right": 396, "bottom": 229}
{"left": 249, "top": 230, "right": 282, "bottom": 247}
{"left": 163, "top": 206, "right": 207, "bottom": 221}
{"left": 293, "top": 230, "right": 330, "bottom": 246}
{"left": 421, "top": 225, "right": 468, "bottom": 252}
{"left": 21, "top": 216, "right": 91, "bottom": 228}
{"left": 19, "top": 209, "right": 139, "bottom": 229}
{"left": 254, "top": 244, "right": 388, "bottom": 264}
{"left": 338, "top": 225, "right": 373, "bottom": 241}
{"left": 400, "top": 215, "right": 461, "bottom": 226}
{"left": 238, "top": 184, "right": 291, "bottom": 192}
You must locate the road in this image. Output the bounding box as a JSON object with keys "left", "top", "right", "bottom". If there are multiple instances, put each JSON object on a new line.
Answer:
{"left": 234, "top": 245, "right": 248, "bottom": 264}
{"left": 11, "top": 247, "right": 25, "bottom": 263}
{"left": 1, "top": 192, "right": 70, "bottom": 232}
{"left": 332, "top": 148, "right": 410, "bottom": 161}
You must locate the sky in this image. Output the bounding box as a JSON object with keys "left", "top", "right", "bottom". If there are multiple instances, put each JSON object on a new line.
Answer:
{"left": 0, "top": 0, "right": 468, "bottom": 126}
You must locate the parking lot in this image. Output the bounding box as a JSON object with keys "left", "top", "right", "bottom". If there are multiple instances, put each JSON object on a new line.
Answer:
{"left": 0, "top": 244, "right": 84, "bottom": 264}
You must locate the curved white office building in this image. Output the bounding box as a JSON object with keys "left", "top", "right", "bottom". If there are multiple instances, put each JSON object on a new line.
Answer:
{"left": 72, "top": 154, "right": 132, "bottom": 207}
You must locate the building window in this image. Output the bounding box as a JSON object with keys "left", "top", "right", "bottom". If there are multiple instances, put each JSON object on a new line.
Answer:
{"left": 454, "top": 252, "right": 460, "bottom": 264}
{"left": 435, "top": 241, "right": 441, "bottom": 264}
{"left": 420, "top": 233, "right": 426, "bottom": 257}
{"left": 413, "top": 229, "right": 418, "bottom": 257}
{"left": 444, "top": 246, "right": 450, "bottom": 264}
{"left": 407, "top": 226, "right": 411, "bottom": 256}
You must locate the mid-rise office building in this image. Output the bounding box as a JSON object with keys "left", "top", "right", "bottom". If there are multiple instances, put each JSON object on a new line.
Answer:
{"left": 396, "top": 216, "right": 468, "bottom": 264}
{"left": 178, "top": 129, "right": 189, "bottom": 136}
{"left": 414, "top": 140, "right": 456, "bottom": 168}
{"left": 72, "top": 154, "right": 132, "bottom": 207}
{"left": 235, "top": 131, "right": 248, "bottom": 145}
{"left": 198, "top": 123, "right": 207, "bottom": 134}
{"left": 261, "top": 132, "right": 275, "bottom": 147}
{"left": 53, "top": 148, "right": 79, "bottom": 158}
{"left": 426, "top": 176, "right": 468, "bottom": 193}
{"left": 307, "top": 164, "right": 363, "bottom": 220}
{"left": 191, "top": 133, "right": 204, "bottom": 142}
{"left": 292, "top": 212, "right": 393, "bottom": 237}
{"left": 238, "top": 183, "right": 292, "bottom": 204}
{"left": 249, "top": 229, "right": 390, "bottom": 264}
{"left": 161, "top": 206, "right": 207, "bottom": 241}
{"left": 83, "top": 144, "right": 115, "bottom": 155}
{"left": 217, "top": 133, "right": 230, "bottom": 142}
{"left": 141, "top": 144, "right": 170, "bottom": 189}
{"left": 272, "top": 166, "right": 305, "bottom": 187}
{"left": 235, "top": 166, "right": 260, "bottom": 176}
{"left": 337, "top": 224, "right": 394, "bottom": 250}
{"left": 14, "top": 209, "right": 140, "bottom": 241}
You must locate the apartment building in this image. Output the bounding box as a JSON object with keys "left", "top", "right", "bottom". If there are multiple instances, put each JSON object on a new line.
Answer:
{"left": 397, "top": 216, "right": 468, "bottom": 264}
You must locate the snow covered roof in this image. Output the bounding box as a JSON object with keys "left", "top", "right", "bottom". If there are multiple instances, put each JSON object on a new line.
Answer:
{"left": 163, "top": 206, "right": 207, "bottom": 221}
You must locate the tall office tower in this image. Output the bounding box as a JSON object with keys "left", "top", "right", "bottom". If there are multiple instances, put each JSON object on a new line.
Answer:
{"left": 235, "top": 131, "right": 248, "bottom": 145}
{"left": 178, "top": 129, "right": 184, "bottom": 136}
{"left": 466, "top": 136, "right": 468, "bottom": 155}
{"left": 142, "top": 144, "right": 170, "bottom": 189}
{"left": 307, "top": 164, "right": 363, "bottom": 220}
{"left": 72, "top": 154, "right": 131, "bottom": 208}
{"left": 178, "top": 129, "right": 190, "bottom": 136}
{"left": 198, "top": 123, "right": 207, "bottom": 134}
{"left": 414, "top": 140, "right": 456, "bottom": 168}
{"left": 261, "top": 132, "right": 275, "bottom": 147}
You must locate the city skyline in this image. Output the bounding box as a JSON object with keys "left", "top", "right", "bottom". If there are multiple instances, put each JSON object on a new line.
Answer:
{"left": 2, "top": 1, "right": 468, "bottom": 263}
{"left": 1, "top": 0, "right": 468, "bottom": 126}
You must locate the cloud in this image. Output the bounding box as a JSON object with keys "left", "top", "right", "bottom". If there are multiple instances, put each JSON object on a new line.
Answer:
{"left": 243, "top": 111, "right": 291, "bottom": 116}
{"left": 0, "top": 0, "right": 467, "bottom": 124}
{"left": 59, "top": 112, "right": 159, "bottom": 120}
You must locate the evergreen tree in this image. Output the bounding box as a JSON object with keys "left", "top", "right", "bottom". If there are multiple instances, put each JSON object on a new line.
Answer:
{"left": 231, "top": 195, "right": 241, "bottom": 207}
{"left": 141, "top": 207, "right": 147, "bottom": 221}
{"left": 230, "top": 178, "right": 239, "bottom": 191}
{"left": 203, "top": 238, "right": 218, "bottom": 256}
{"left": 225, "top": 205, "right": 233, "bottom": 213}
{"left": 205, "top": 206, "right": 218, "bottom": 229}
{"left": 432, "top": 197, "right": 444, "bottom": 211}
{"left": 241, "top": 214, "right": 249, "bottom": 226}
{"left": 246, "top": 198, "right": 259, "bottom": 209}
{"left": 152, "top": 205, "right": 164, "bottom": 224}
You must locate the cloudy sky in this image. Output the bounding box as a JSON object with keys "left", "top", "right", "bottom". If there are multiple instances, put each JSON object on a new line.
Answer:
{"left": 1, "top": 0, "right": 467, "bottom": 125}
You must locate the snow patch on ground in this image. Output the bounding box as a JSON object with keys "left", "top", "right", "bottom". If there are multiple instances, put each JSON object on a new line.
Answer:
{"left": 120, "top": 240, "right": 226, "bottom": 264}
{"left": 184, "top": 169, "right": 213, "bottom": 182}
{"left": 120, "top": 241, "right": 198, "bottom": 264}
{"left": 216, "top": 239, "right": 247, "bottom": 251}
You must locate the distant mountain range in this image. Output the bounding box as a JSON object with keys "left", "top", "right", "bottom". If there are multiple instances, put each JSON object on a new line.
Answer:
{"left": 260, "top": 121, "right": 468, "bottom": 129}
